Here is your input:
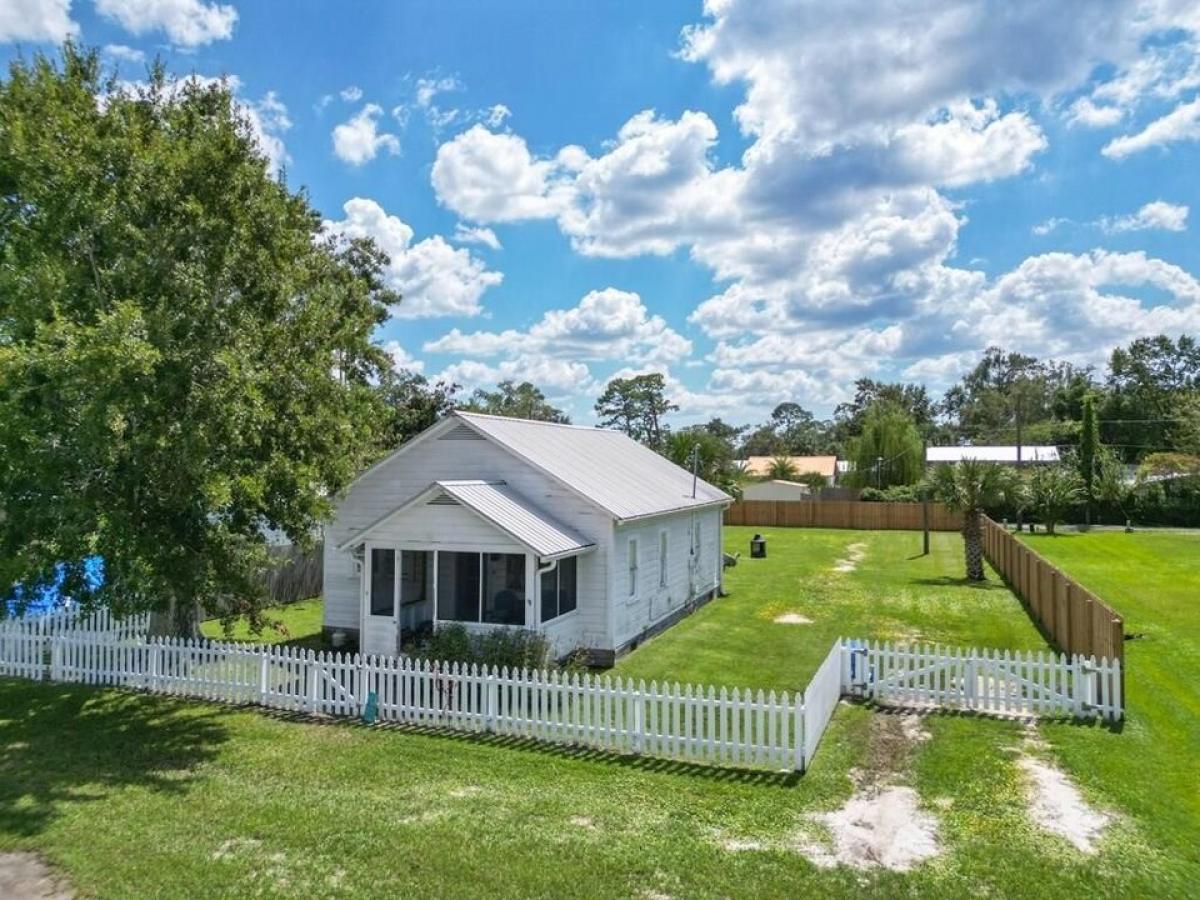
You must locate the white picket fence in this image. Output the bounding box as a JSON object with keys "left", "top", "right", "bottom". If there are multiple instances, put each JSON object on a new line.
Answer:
{"left": 0, "top": 613, "right": 1124, "bottom": 773}
{"left": 841, "top": 639, "right": 1123, "bottom": 723}
{"left": 0, "top": 607, "right": 149, "bottom": 680}
{"left": 45, "top": 634, "right": 806, "bottom": 770}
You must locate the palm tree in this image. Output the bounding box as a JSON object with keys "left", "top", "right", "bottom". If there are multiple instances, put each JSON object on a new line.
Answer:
{"left": 767, "top": 455, "right": 798, "bottom": 479}
{"left": 1027, "top": 465, "right": 1085, "bottom": 535}
{"left": 924, "top": 460, "right": 1018, "bottom": 581}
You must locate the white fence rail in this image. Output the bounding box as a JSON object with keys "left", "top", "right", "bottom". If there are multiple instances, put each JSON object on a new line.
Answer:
{"left": 0, "top": 608, "right": 149, "bottom": 679}
{"left": 46, "top": 635, "right": 805, "bottom": 771}
{"left": 803, "top": 641, "right": 842, "bottom": 765}
{"left": 0, "top": 613, "right": 1124, "bottom": 773}
{"left": 841, "top": 639, "right": 1123, "bottom": 723}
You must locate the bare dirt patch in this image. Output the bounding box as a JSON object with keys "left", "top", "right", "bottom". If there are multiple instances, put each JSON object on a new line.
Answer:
{"left": 569, "top": 815, "right": 597, "bottom": 830}
{"left": 773, "top": 612, "right": 813, "bottom": 625}
{"left": 832, "top": 542, "right": 868, "bottom": 573}
{"left": 1018, "top": 756, "right": 1111, "bottom": 853}
{"left": 793, "top": 713, "right": 942, "bottom": 872}
{"left": 0, "top": 852, "right": 74, "bottom": 899}
{"left": 795, "top": 785, "right": 940, "bottom": 872}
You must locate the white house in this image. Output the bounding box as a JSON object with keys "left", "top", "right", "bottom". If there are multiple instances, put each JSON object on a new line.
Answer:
{"left": 322, "top": 411, "right": 732, "bottom": 665}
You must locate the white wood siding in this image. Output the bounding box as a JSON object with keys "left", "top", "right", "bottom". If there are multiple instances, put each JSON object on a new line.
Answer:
{"left": 610, "top": 507, "right": 723, "bottom": 648}
{"left": 323, "top": 432, "right": 612, "bottom": 650}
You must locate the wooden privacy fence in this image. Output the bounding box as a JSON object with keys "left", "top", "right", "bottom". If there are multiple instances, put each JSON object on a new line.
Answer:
{"left": 843, "top": 639, "right": 1122, "bottom": 722}
{"left": 725, "top": 500, "right": 964, "bottom": 531}
{"left": 981, "top": 517, "right": 1124, "bottom": 664}
{"left": 264, "top": 542, "right": 323, "bottom": 605}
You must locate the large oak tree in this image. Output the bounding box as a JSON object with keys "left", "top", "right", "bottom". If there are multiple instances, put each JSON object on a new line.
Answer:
{"left": 0, "top": 48, "right": 395, "bottom": 632}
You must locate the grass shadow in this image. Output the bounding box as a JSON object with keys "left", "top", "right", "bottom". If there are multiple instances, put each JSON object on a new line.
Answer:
{"left": 0, "top": 678, "right": 230, "bottom": 837}
{"left": 910, "top": 576, "right": 1008, "bottom": 591}
{"left": 848, "top": 697, "right": 1125, "bottom": 734}
{"left": 257, "top": 707, "right": 804, "bottom": 788}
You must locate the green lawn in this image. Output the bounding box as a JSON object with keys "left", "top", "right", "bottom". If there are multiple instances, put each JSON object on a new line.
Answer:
{"left": 1017, "top": 529, "right": 1200, "bottom": 883}
{"left": 201, "top": 596, "right": 326, "bottom": 649}
{"left": 1, "top": 527, "right": 1197, "bottom": 897}
{"left": 614, "top": 526, "right": 1049, "bottom": 692}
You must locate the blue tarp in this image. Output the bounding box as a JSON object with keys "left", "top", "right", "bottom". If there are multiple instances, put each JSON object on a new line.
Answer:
{"left": 4, "top": 556, "right": 104, "bottom": 617}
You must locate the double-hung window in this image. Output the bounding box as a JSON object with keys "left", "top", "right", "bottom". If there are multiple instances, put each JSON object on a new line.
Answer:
{"left": 628, "top": 538, "right": 639, "bottom": 597}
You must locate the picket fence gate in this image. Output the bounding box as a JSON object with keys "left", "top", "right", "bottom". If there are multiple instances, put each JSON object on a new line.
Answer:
{"left": 841, "top": 639, "right": 1123, "bottom": 722}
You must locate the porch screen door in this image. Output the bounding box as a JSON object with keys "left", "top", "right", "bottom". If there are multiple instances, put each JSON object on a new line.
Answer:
{"left": 365, "top": 547, "right": 399, "bottom": 655}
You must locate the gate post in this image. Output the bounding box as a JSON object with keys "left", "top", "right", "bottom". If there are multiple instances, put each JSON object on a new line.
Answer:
{"left": 485, "top": 667, "right": 498, "bottom": 733}
{"left": 793, "top": 694, "right": 805, "bottom": 772}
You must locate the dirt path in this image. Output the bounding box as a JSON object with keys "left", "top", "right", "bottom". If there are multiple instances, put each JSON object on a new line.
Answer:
{"left": 0, "top": 853, "right": 73, "bottom": 899}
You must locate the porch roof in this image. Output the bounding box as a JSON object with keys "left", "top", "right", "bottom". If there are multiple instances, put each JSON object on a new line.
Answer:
{"left": 336, "top": 480, "right": 596, "bottom": 561}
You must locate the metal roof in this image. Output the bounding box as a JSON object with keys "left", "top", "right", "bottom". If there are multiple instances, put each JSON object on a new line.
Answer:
{"left": 454, "top": 412, "right": 731, "bottom": 521}
{"left": 926, "top": 445, "right": 1061, "bottom": 463}
{"left": 436, "top": 481, "right": 595, "bottom": 559}
{"left": 338, "top": 480, "right": 595, "bottom": 560}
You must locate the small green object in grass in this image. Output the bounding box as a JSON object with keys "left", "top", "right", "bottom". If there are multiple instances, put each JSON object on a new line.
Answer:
{"left": 361, "top": 690, "right": 378, "bottom": 724}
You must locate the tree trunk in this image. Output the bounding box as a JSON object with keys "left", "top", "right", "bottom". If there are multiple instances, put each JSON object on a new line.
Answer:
{"left": 962, "top": 511, "right": 985, "bottom": 581}
{"left": 147, "top": 596, "right": 204, "bottom": 638}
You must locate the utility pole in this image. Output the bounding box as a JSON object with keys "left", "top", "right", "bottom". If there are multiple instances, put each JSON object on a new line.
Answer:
{"left": 1014, "top": 375, "right": 1026, "bottom": 533}
{"left": 875, "top": 455, "right": 883, "bottom": 489}
{"left": 921, "top": 439, "right": 930, "bottom": 555}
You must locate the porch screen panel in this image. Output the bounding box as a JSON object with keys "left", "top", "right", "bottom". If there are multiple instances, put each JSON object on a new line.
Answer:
{"left": 483, "top": 553, "right": 525, "bottom": 625}
{"left": 438, "top": 551, "right": 481, "bottom": 622}
{"left": 401, "top": 550, "right": 434, "bottom": 632}
{"left": 369, "top": 548, "right": 395, "bottom": 616}
{"left": 540, "top": 556, "right": 577, "bottom": 623}
{"left": 559, "top": 556, "right": 577, "bottom": 615}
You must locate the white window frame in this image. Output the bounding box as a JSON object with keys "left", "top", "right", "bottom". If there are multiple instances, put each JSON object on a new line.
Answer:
{"left": 628, "top": 537, "right": 639, "bottom": 597}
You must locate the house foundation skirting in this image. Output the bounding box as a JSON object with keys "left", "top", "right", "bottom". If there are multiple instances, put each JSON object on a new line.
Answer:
{"left": 588, "top": 586, "right": 719, "bottom": 668}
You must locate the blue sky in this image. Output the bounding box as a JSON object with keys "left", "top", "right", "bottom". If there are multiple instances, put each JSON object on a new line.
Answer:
{"left": 4, "top": 1, "right": 1200, "bottom": 424}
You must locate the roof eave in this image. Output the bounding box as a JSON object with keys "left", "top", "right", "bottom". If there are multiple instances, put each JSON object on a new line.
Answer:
{"left": 613, "top": 497, "right": 732, "bottom": 526}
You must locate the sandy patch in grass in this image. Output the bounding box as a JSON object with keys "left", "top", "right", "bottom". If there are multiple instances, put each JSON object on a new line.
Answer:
{"left": 570, "top": 815, "right": 596, "bottom": 830}
{"left": 789, "top": 714, "right": 941, "bottom": 872}
{"left": 1018, "top": 756, "right": 1111, "bottom": 853}
{"left": 0, "top": 853, "right": 73, "bottom": 899}
{"left": 774, "top": 612, "right": 813, "bottom": 625}
{"left": 832, "top": 542, "right": 868, "bottom": 573}
{"left": 900, "top": 714, "right": 932, "bottom": 743}
{"left": 795, "top": 785, "right": 940, "bottom": 872}
{"left": 448, "top": 785, "right": 483, "bottom": 798}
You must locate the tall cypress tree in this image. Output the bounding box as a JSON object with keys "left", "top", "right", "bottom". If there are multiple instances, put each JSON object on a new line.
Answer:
{"left": 1078, "top": 395, "right": 1099, "bottom": 526}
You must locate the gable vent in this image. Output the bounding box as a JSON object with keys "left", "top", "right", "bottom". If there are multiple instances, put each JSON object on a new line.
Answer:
{"left": 428, "top": 492, "right": 460, "bottom": 506}
{"left": 439, "top": 424, "right": 484, "bottom": 441}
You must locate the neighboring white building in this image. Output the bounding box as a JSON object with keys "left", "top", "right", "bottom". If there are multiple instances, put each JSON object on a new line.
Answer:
{"left": 323, "top": 411, "right": 731, "bottom": 665}
{"left": 925, "top": 445, "right": 1061, "bottom": 464}
{"left": 741, "top": 479, "right": 813, "bottom": 501}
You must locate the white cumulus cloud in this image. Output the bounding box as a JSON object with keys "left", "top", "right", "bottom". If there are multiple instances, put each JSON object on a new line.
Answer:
{"left": 1099, "top": 200, "right": 1189, "bottom": 233}
{"left": 0, "top": 0, "right": 77, "bottom": 42}
{"left": 323, "top": 197, "right": 502, "bottom": 318}
{"left": 332, "top": 104, "right": 401, "bottom": 166}
{"left": 96, "top": 0, "right": 237, "bottom": 47}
